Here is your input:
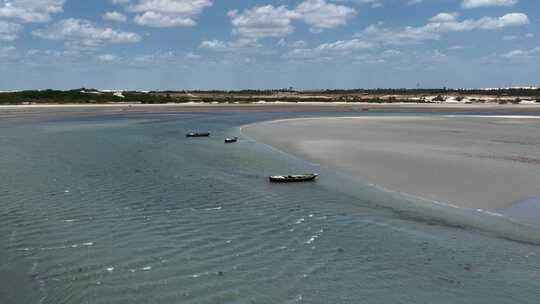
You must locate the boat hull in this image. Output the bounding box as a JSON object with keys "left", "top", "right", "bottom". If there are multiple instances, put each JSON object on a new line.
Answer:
{"left": 186, "top": 132, "right": 210, "bottom": 137}
{"left": 269, "top": 174, "right": 319, "bottom": 183}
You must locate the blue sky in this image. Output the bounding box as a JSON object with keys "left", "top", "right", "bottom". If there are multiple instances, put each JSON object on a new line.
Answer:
{"left": 0, "top": 0, "right": 538, "bottom": 90}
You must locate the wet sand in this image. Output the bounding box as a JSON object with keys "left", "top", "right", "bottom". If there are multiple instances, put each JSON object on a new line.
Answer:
{"left": 242, "top": 116, "right": 540, "bottom": 211}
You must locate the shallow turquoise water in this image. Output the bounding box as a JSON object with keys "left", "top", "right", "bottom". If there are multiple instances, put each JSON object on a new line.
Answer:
{"left": 1, "top": 111, "right": 540, "bottom": 303}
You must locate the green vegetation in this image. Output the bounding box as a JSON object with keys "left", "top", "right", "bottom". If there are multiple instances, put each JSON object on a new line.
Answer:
{"left": 1, "top": 88, "right": 539, "bottom": 105}
{"left": 0, "top": 89, "right": 180, "bottom": 105}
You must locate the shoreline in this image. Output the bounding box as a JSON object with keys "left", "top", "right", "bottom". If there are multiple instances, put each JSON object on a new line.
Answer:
{"left": 2, "top": 103, "right": 540, "bottom": 117}
{"left": 241, "top": 115, "right": 540, "bottom": 214}
{"left": 2, "top": 102, "right": 540, "bottom": 108}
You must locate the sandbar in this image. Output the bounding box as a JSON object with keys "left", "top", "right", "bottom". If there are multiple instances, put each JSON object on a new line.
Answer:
{"left": 242, "top": 116, "right": 540, "bottom": 211}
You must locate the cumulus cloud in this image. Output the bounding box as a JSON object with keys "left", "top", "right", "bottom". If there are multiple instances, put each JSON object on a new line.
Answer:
{"left": 462, "top": 0, "right": 518, "bottom": 9}
{"left": 430, "top": 12, "right": 460, "bottom": 23}
{"left": 354, "top": 12, "right": 529, "bottom": 45}
{"left": 33, "top": 18, "right": 141, "bottom": 48}
{"left": 228, "top": 5, "right": 299, "bottom": 39}
{"left": 226, "top": 0, "right": 355, "bottom": 40}
{"left": 0, "top": 19, "right": 21, "bottom": 41}
{"left": 295, "top": 0, "right": 356, "bottom": 32}
{"left": 103, "top": 11, "right": 127, "bottom": 23}
{"left": 0, "top": 0, "right": 64, "bottom": 23}
{"left": 118, "top": 0, "right": 212, "bottom": 27}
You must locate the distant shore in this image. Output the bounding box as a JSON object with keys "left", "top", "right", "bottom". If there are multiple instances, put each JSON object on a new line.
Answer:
{"left": 2, "top": 102, "right": 540, "bottom": 115}
{"left": 242, "top": 116, "right": 540, "bottom": 214}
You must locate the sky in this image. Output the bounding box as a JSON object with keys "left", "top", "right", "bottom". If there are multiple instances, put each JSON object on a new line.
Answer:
{"left": 0, "top": 0, "right": 538, "bottom": 90}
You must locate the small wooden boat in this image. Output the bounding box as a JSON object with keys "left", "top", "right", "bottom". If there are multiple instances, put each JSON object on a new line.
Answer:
{"left": 269, "top": 173, "right": 319, "bottom": 183}
{"left": 186, "top": 132, "right": 210, "bottom": 138}
{"left": 224, "top": 137, "right": 238, "bottom": 143}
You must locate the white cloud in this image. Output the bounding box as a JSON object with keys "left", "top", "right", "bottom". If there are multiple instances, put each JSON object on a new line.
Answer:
{"left": 334, "top": 0, "right": 383, "bottom": 8}
{"left": 92, "top": 50, "right": 203, "bottom": 67}
{"left": 0, "top": 20, "right": 21, "bottom": 41}
{"left": 98, "top": 54, "right": 121, "bottom": 61}
{"left": 130, "top": 50, "right": 203, "bottom": 66}
{"left": 277, "top": 39, "right": 308, "bottom": 48}
{"left": 228, "top": 5, "right": 299, "bottom": 39}
{"left": 124, "top": 0, "right": 212, "bottom": 27}
{"left": 448, "top": 45, "right": 465, "bottom": 50}
{"left": 134, "top": 11, "right": 194, "bottom": 27}
{"left": 502, "top": 47, "right": 540, "bottom": 59}
{"left": 200, "top": 38, "right": 262, "bottom": 52}
{"left": 103, "top": 11, "right": 127, "bottom": 23}
{"left": 33, "top": 18, "right": 142, "bottom": 48}
{"left": 285, "top": 38, "right": 372, "bottom": 60}
{"left": 315, "top": 39, "right": 372, "bottom": 52}
{"left": 355, "top": 12, "right": 529, "bottom": 45}
{"left": 227, "top": 0, "right": 356, "bottom": 39}
{"left": 0, "top": 0, "right": 64, "bottom": 23}
{"left": 462, "top": 0, "right": 518, "bottom": 9}
{"left": 295, "top": 0, "right": 356, "bottom": 32}
{"left": 430, "top": 12, "right": 460, "bottom": 23}
{"left": 355, "top": 23, "right": 438, "bottom": 45}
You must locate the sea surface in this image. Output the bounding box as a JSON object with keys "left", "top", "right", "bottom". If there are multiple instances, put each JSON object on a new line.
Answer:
{"left": 1, "top": 110, "right": 540, "bottom": 303}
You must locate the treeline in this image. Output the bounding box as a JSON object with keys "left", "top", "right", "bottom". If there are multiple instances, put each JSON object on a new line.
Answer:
{"left": 0, "top": 89, "right": 178, "bottom": 105}
{"left": 1, "top": 87, "right": 539, "bottom": 105}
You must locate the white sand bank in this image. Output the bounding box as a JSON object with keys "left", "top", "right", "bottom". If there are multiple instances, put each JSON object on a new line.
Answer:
{"left": 242, "top": 116, "right": 540, "bottom": 211}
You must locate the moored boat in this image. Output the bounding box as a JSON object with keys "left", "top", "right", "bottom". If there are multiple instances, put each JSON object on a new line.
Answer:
{"left": 186, "top": 132, "right": 210, "bottom": 137}
{"left": 224, "top": 137, "right": 238, "bottom": 143}
{"left": 269, "top": 173, "right": 319, "bottom": 183}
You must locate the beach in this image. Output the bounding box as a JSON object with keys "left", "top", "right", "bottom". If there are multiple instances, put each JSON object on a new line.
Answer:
{"left": 242, "top": 116, "right": 540, "bottom": 212}
{"left": 2, "top": 102, "right": 540, "bottom": 115}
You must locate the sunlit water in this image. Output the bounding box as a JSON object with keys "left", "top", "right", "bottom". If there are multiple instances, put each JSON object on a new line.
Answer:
{"left": 1, "top": 111, "right": 540, "bottom": 303}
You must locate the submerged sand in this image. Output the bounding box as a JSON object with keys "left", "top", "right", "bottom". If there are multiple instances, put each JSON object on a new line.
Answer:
{"left": 242, "top": 116, "right": 540, "bottom": 211}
